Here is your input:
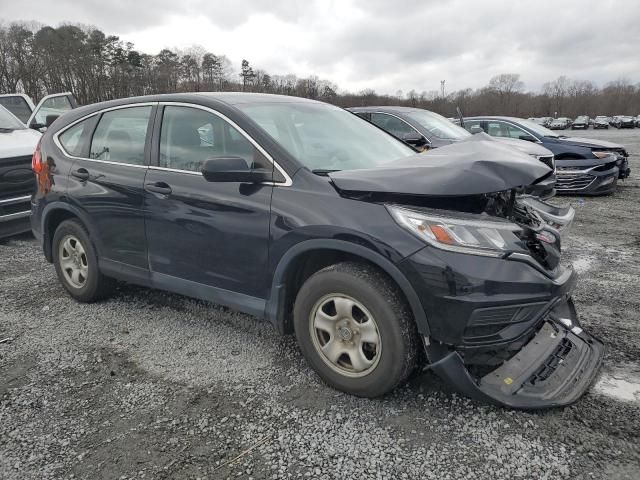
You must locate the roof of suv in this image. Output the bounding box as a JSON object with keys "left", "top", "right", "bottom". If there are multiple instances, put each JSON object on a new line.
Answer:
{"left": 463, "top": 116, "right": 525, "bottom": 122}
{"left": 193, "top": 92, "right": 322, "bottom": 105}
{"left": 348, "top": 106, "right": 423, "bottom": 113}
{"left": 48, "top": 92, "right": 325, "bottom": 131}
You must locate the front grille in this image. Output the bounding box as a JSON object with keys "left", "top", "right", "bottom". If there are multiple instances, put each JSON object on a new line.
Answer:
{"left": 537, "top": 155, "right": 555, "bottom": 170}
{"left": 593, "top": 161, "right": 618, "bottom": 172}
{"left": 555, "top": 170, "right": 595, "bottom": 190}
{"left": 528, "top": 338, "right": 573, "bottom": 385}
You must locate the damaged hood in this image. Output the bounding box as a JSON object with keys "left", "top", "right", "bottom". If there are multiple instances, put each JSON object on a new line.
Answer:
{"left": 329, "top": 140, "right": 552, "bottom": 197}
{"left": 461, "top": 132, "right": 552, "bottom": 157}
{"left": 555, "top": 136, "right": 624, "bottom": 150}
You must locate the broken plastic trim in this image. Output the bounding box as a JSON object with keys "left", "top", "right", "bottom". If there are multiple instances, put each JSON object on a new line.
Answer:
{"left": 426, "top": 304, "right": 603, "bottom": 409}
{"left": 518, "top": 196, "right": 575, "bottom": 237}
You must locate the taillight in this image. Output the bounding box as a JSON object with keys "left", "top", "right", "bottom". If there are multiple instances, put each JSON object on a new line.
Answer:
{"left": 32, "top": 139, "right": 43, "bottom": 173}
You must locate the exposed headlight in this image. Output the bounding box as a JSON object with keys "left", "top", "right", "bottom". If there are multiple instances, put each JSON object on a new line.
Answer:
{"left": 386, "top": 205, "right": 522, "bottom": 257}
{"left": 592, "top": 151, "right": 614, "bottom": 159}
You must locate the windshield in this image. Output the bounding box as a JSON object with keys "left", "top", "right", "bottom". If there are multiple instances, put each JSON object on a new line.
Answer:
{"left": 0, "top": 105, "right": 26, "bottom": 130}
{"left": 518, "top": 118, "right": 560, "bottom": 138}
{"left": 237, "top": 102, "right": 415, "bottom": 171}
{"left": 405, "top": 110, "right": 470, "bottom": 140}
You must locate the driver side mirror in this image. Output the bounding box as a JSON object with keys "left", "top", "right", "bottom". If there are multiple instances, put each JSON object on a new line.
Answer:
{"left": 29, "top": 114, "right": 60, "bottom": 132}
{"left": 202, "top": 156, "right": 269, "bottom": 183}
{"left": 470, "top": 126, "right": 484, "bottom": 134}
{"left": 45, "top": 114, "right": 59, "bottom": 127}
{"left": 29, "top": 123, "right": 46, "bottom": 132}
{"left": 401, "top": 131, "right": 427, "bottom": 147}
{"left": 518, "top": 134, "right": 537, "bottom": 143}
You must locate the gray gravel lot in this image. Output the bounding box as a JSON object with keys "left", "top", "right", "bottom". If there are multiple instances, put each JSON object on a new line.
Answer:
{"left": 1, "top": 128, "right": 639, "bottom": 479}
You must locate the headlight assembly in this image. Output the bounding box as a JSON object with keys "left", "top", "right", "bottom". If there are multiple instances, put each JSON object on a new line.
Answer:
{"left": 592, "top": 151, "right": 614, "bottom": 159}
{"left": 386, "top": 205, "right": 523, "bottom": 257}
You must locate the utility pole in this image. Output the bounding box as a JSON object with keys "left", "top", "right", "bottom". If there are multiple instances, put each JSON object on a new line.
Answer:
{"left": 440, "top": 80, "right": 446, "bottom": 98}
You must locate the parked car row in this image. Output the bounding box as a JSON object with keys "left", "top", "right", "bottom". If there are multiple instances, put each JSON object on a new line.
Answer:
{"left": 346, "top": 106, "right": 630, "bottom": 196}
{"left": 528, "top": 114, "right": 640, "bottom": 129}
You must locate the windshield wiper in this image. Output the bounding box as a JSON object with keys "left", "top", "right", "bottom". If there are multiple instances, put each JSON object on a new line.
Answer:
{"left": 312, "top": 169, "right": 341, "bottom": 176}
{"left": 0, "top": 128, "right": 15, "bottom": 133}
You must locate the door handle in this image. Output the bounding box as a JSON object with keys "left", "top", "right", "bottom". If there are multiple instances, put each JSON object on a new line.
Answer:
{"left": 144, "top": 182, "right": 172, "bottom": 196}
{"left": 71, "top": 168, "right": 90, "bottom": 181}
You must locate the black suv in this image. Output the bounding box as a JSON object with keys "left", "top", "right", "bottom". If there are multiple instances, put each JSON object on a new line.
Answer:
{"left": 31, "top": 93, "right": 602, "bottom": 409}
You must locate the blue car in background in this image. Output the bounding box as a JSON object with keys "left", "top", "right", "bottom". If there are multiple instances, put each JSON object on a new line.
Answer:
{"left": 459, "top": 116, "right": 630, "bottom": 195}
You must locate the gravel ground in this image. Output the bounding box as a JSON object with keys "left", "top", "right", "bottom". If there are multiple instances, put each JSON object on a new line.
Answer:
{"left": 1, "top": 128, "right": 639, "bottom": 480}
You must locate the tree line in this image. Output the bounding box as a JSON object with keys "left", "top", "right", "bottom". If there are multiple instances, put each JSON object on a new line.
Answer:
{"left": 1, "top": 22, "right": 639, "bottom": 118}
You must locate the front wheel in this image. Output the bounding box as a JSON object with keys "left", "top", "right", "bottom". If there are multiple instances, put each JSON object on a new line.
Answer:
{"left": 293, "top": 262, "right": 419, "bottom": 397}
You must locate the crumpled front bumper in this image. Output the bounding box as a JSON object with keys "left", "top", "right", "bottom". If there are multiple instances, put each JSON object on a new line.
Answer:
{"left": 427, "top": 300, "right": 604, "bottom": 409}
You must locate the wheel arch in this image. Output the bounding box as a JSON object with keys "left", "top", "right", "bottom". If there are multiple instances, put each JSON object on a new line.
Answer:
{"left": 265, "top": 239, "right": 430, "bottom": 336}
{"left": 41, "top": 202, "right": 100, "bottom": 262}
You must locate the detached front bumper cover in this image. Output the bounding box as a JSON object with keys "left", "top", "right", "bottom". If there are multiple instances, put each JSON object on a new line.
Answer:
{"left": 428, "top": 313, "right": 603, "bottom": 409}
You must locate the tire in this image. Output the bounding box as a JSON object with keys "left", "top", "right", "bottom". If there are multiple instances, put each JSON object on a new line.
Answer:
{"left": 293, "top": 261, "right": 420, "bottom": 397}
{"left": 52, "top": 219, "right": 115, "bottom": 302}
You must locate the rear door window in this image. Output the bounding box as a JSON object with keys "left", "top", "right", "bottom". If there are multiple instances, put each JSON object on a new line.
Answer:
{"left": 370, "top": 113, "right": 416, "bottom": 138}
{"left": 90, "top": 106, "right": 152, "bottom": 165}
{"left": 502, "top": 122, "right": 530, "bottom": 139}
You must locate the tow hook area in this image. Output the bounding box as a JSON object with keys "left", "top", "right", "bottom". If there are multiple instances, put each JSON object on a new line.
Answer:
{"left": 427, "top": 319, "right": 604, "bottom": 410}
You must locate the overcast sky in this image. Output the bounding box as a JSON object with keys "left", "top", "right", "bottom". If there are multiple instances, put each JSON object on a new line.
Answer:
{"left": 2, "top": 0, "right": 639, "bottom": 95}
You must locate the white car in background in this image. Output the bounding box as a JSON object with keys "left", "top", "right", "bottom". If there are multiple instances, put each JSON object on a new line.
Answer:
{"left": 0, "top": 92, "right": 77, "bottom": 238}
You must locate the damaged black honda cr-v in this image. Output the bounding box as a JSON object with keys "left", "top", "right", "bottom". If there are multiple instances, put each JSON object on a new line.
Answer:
{"left": 31, "top": 93, "right": 602, "bottom": 409}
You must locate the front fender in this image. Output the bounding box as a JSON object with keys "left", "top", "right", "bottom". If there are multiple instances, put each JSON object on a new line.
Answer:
{"left": 265, "top": 238, "right": 430, "bottom": 335}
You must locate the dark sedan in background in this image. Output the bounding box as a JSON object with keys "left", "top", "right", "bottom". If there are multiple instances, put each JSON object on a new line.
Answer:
{"left": 459, "top": 116, "right": 631, "bottom": 195}
{"left": 613, "top": 115, "right": 636, "bottom": 129}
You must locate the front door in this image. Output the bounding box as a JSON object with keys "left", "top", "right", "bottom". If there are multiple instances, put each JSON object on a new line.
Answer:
{"left": 143, "top": 104, "right": 273, "bottom": 304}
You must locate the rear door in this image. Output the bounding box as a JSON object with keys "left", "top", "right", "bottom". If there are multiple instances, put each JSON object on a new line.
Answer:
{"left": 65, "top": 104, "right": 155, "bottom": 269}
{"left": 143, "top": 104, "right": 274, "bottom": 301}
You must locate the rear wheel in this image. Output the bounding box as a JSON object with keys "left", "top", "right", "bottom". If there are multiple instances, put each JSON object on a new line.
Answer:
{"left": 293, "top": 262, "right": 419, "bottom": 397}
{"left": 52, "top": 219, "right": 114, "bottom": 302}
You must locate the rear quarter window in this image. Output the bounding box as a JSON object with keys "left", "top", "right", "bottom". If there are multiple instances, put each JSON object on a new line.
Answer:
{"left": 59, "top": 118, "right": 96, "bottom": 157}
